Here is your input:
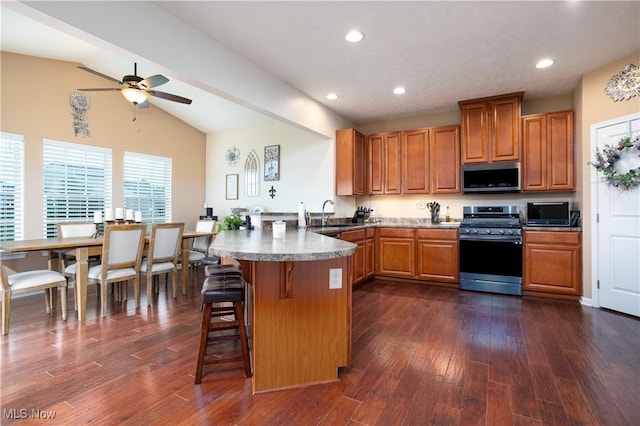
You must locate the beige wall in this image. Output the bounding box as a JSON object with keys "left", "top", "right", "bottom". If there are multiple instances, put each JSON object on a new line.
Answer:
{"left": 577, "top": 51, "right": 640, "bottom": 300}
{"left": 1, "top": 52, "right": 205, "bottom": 269}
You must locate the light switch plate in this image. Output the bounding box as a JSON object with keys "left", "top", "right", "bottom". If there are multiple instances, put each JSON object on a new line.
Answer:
{"left": 329, "top": 268, "right": 342, "bottom": 289}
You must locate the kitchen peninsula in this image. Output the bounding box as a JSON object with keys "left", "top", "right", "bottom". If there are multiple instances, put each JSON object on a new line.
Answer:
{"left": 210, "top": 229, "right": 356, "bottom": 393}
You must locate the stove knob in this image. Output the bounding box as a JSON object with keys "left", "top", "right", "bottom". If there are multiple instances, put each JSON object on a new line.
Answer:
{"left": 486, "top": 229, "right": 491, "bottom": 234}
{"left": 472, "top": 229, "right": 478, "bottom": 234}
{"left": 508, "top": 230, "right": 514, "bottom": 235}
{"left": 499, "top": 230, "right": 505, "bottom": 235}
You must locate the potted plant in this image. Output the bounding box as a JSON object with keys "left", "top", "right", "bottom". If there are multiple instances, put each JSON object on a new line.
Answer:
{"left": 219, "top": 214, "right": 245, "bottom": 231}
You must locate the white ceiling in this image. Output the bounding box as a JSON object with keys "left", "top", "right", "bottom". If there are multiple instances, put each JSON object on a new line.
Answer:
{"left": 2, "top": 1, "right": 639, "bottom": 134}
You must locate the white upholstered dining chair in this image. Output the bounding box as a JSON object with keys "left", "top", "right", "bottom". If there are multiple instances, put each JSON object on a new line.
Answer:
{"left": 140, "top": 222, "right": 184, "bottom": 307}
{"left": 1, "top": 265, "right": 68, "bottom": 335}
{"left": 87, "top": 223, "right": 146, "bottom": 317}
{"left": 57, "top": 221, "right": 99, "bottom": 310}
{"left": 188, "top": 220, "right": 216, "bottom": 279}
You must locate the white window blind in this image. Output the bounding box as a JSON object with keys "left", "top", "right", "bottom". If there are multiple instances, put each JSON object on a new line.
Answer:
{"left": 42, "top": 139, "right": 112, "bottom": 238}
{"left": 124, "top": 151, "right": 172, "bottom": 224}
{"left": 0, "top": 132, "right": 25, "bottom": 241}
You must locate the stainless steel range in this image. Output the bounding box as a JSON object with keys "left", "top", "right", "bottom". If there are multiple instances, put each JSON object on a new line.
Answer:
{"left": 459, "top": 205, "right": 523, "bottom": 296}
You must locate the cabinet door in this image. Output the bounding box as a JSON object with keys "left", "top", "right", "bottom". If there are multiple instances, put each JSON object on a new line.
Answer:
{"left": 377, "top": 228, "right": 415, "bottom": 277}
{"left": 431, "top": 125, "right": 461, "bottom": 193}
{"left": 336, "top": 128, "right": 365, "bottom": 196}
{"left": 384, "top": 132, "right": 402, "bottom": 194}
{"left": 522, "top": 114, "right": 547, "bottom": 191}
{"left": 367, "top": 134, "right": 384, "bottom": 194}
{"left": 547, "top": 110, "right": 574, "bottom": 191}
{"left": 340, "top": 230, "right": 366, "bottom": 284}
{"left": 365, "top": 237, "right": 375, "bottom": 279}
{"left": 460, "top": 101, "right": 490, "bottom": 164}
{"left": 523, "top": 231, "right": 581, "bottom": 296}
{"left": 416, "top": 238, "right": 459, "bottom": 283}
{"left": 402, "top": 129, "right": 430, "bottom": 194}
{"left": 490, "top": 96, "right": 521, "bottom": 162}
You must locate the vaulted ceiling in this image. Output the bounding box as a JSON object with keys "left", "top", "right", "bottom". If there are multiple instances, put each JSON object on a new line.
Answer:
{"left": 2, "top": 1, "right": 639, "bottom": 135}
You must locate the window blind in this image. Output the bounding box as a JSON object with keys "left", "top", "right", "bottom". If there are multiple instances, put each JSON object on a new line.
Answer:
{"left": 124, "top": 151, "right": 172, "bottom": 224}
{"left": 42, "top": 139, "right": 112, "bottom": 238}
{"left": 0, "top": 132, "right": 25, "bottom": 241}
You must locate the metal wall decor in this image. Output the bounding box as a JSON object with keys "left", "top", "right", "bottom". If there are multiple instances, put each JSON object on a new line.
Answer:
{"left": 70, "top": 92, "right": 91, "bottom": 137}
{"left": 264, "top": 145, "right": 280, "bottom": 181}
{"left": 225, "top": 146, "right": 240, "bottom": 166}
{"left": 605, "top": 62, "right": 640, "bottom": 102}
{"left": 268, "top": 186, "right": 277, "bottom": 198}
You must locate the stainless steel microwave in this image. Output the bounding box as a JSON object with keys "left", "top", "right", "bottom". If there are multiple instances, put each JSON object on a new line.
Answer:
{"left": 461, "top": 162, "right": 521, "bottom": 194}
{"left": 526, "top": 202, "right": 570, "bottom": 226}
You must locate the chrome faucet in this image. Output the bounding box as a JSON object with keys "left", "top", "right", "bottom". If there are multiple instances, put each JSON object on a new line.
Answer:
{"left": 321, "top": 199, "right": 334, "bottom": 227}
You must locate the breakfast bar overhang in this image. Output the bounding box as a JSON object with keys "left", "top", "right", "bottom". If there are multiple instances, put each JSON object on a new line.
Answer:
{"left": 209, "top": 229, "right": 357, "bottom": 393}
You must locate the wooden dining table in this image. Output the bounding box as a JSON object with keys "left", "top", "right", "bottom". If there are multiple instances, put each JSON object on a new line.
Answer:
{"left": 0, "top": 230, "right": 213, "bottom": 321}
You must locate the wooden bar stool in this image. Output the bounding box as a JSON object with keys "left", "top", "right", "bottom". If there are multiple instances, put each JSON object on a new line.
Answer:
{"left": 195, "top": 275, "right": 252, "bottom": 384}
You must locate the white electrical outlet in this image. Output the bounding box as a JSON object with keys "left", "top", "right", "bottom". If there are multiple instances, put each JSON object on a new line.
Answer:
{"left": 329, "top": 268, "right": 342, "bottom": 289}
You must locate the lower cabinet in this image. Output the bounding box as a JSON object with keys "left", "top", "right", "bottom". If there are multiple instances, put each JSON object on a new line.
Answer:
{"left": 340, "top": 228, "right": 376, "bottom": 286}
{"left": 523, "top": 230, "right": 582, "bottom": 298}
{"left": 365, "top": 228, "right": 376, "bottom": 280}
{"left": 377, "top": 228, "right": 415, "bottom": 277}
{"left": 416, "top": 228, "right": 459, "bottom": 283}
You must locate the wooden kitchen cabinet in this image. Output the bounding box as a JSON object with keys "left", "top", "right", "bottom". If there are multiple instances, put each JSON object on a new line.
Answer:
{"left": 416, "top": 228, "right": 459, "bottom": 283}
{"left": 340, "top": 229, "right": 366, "bottom": 285}
{"left": 523, "top": 230, "right": 582, "bottom": 299}
{"left": 402, "top": 128, "right": 430, "bottom": 194}
{"left": 459, "top": 92, "right": 523, "bottom": 164}
{"left": 365, "top": 228, "right": 376, "bottom": 280}
{"left": 368, "top": 131, "right": 401, "bottom": 194}
{"left": 431, "top": 125, "right": 461, "bottom": 193}
{"left": 377, "top": 228, "right": 415, "bottom": 277}
{"left": 336, "top": 128, "right": 366, "bottom": 196}
{"left": 522, "top": 110, "right": 575, "bottom": 191}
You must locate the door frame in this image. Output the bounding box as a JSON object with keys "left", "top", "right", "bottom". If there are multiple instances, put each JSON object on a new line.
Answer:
{"left": 589, "top": 112, "right": 640, "bottom": 309}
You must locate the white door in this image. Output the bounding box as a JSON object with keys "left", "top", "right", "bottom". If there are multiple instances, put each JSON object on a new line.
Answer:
{"left": 591, "top": 114, "right": 640, "bottom": 317}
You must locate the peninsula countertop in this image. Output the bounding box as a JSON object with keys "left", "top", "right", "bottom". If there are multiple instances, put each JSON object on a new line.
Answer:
{"left": 209, "top": 229, "right": 357, "bottom": 262}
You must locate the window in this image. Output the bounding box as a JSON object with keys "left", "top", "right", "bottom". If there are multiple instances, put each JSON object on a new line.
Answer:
{"left": 0, "top": 132, "right": 25, "bottom": 241}
{"left": 124, "top": 152, "right": 172, "bottom": 224}
{"left": 42, "top": 139, "right": 112, "bottom": 238}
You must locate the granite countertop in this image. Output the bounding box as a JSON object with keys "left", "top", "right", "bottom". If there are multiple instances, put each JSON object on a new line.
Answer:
{"left": 209, "top": 229, "right": 357, "bottom": 262}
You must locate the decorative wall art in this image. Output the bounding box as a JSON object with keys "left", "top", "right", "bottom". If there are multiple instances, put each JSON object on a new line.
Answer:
{"left": 70, "top": 92, "right": 91, "bottom": 137}
{"left": 605, "top": 62, "right": 640, "bottom": 102}
{"left": 264, "top": 145, "right": 280, "bottom": 181}
{"left": 225, "top": 146, "right": 240, "bottom": 167}
{"left": 226, "top": 174, "right": 239, "bottom": 200}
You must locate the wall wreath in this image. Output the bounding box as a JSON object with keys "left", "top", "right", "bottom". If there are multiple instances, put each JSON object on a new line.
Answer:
{"left": 589, "top": 135, "right": 640, "bottom": 190}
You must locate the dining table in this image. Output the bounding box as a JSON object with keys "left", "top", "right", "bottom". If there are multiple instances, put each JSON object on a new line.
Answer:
{"left": 0, "top": 230, "right": 214, "bottom": 321}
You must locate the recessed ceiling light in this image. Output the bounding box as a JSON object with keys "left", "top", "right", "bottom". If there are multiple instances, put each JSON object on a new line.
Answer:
{"left": 393, "top": 87, "right": 407, "bottom": 95}
{"left": 345, "top": 30, "right": 364, "bottom": 43}
{"left": 326, "top": 92, "right": 339, "bottom": 100}
{"left": 535, "top": 58, "right": 555, "bottom": 69}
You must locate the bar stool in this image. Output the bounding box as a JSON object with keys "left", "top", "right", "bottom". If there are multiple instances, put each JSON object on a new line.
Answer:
{"left": 195, "top": 275, "right": 252, "bottom": 384}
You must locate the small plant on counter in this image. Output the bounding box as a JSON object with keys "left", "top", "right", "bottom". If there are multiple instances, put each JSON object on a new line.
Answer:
{"left": 219, "top": 214, "right": 245, "bottom": 231}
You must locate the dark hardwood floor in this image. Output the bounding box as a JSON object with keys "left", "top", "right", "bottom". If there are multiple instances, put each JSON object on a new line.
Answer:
{"left": 1, "top": 272, "right": 638, "bottom": 425}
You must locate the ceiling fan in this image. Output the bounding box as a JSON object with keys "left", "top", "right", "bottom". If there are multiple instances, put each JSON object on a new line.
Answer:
{"left": 77, "top": 63, "right": 192, "bottom": 108}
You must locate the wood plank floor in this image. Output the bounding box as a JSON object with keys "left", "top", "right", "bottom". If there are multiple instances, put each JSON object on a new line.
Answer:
{"left": 1, "top": 273, "right": 638, "bottom": 425}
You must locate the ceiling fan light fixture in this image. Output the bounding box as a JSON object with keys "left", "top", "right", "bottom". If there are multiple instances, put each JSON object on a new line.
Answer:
{"left": 121, "top": 88, "right": 149, "bottom": 104}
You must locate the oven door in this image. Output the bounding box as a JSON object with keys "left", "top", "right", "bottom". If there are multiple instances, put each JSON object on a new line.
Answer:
{"left": 459, "top": 237, "right": 522, "bottom": 295}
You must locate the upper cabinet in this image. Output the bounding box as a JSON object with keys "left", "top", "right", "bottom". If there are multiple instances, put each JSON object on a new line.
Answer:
{"left": 368, "top": 131, "right": 401, "bottom": 195}
{"left": 459, "top": 92, "right": 523, "bottom": 164}
{"left": 430, "top": 125, "right": 461, "bottom": 193}
{"left": 336, "top": 128, "right": 366, "bottom": 196}
{"left": 522, "top": 110, "right": 575, "bottom": 191}
{"left": 402, "top": 129, "right": 431, "bottom": 194}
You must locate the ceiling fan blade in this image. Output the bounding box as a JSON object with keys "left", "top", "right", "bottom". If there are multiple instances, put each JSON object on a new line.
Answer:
{"left": 139, "top": 74, "right": 169, "bottom": 89}
{"left": 78, "top": 66, "right": 122, "bottom": 85}
{"left": 77, "top": 88, "right": 121, "bottom": 92}
{"left": 148, "top": 90, "right": 192, "bottom": 104}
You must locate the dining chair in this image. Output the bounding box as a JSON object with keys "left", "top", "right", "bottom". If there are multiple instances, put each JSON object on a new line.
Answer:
{"left": 87, "top": 223, "right": 146, "bottom": 317}
{"left": 1, "top": 265, "right": 68, "bottom": 335}
{"left": 57, "top": 221, "right": 99, "bottom": 310}
{"left": 139, "top": 222, "right": 184, "bottom": 307}
{"left": 188, "top": 220, "right": 217, "bottom": 279}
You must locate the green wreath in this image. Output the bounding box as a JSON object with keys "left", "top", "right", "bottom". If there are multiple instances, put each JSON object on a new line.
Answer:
{"left": 589, "top": 135, "right": 640, "bottom": 190}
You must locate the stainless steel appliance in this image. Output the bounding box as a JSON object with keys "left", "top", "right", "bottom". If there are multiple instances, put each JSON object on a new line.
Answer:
{"left": 526, "top": 201, "right": 570, "bottom": 226}
{"left": 459, "top": 205, "right": 523, "bottom": 296}
{"left": 461, "top": 162, "right": 521, "bottom": 194}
